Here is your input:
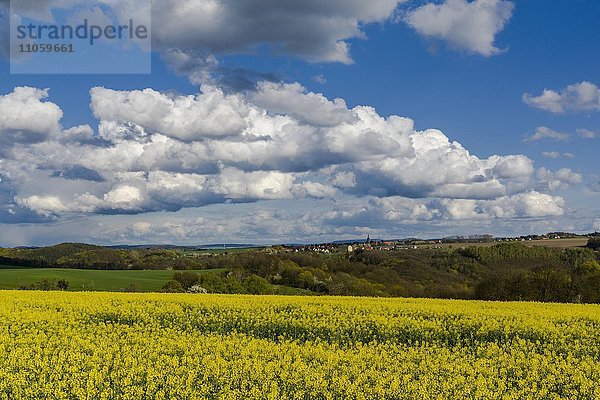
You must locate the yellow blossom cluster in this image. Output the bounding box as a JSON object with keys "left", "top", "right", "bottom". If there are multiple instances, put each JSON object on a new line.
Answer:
{"left": 0, "top": 291, "right": 599, "bottom": 399}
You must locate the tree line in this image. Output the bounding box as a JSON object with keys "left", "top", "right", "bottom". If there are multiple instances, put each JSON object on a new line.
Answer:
{"left": 158, "top": 241, "right": 600, "bottom": 303}
{"left": 3, "top": 240, "right": 600, "bottom": 303}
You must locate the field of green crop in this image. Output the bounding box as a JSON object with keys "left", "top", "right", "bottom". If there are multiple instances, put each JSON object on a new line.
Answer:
{"left": 0, "top": 292, "right": 599, "bottom": 399}
{"left": 0, "top": 266, "right": 224, "bottom": 292}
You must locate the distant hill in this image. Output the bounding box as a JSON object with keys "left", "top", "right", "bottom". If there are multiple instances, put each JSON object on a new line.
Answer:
{"left": 0, "top": 243, "right": 201, "bottom": 270}
{"left": 107, "top": 244, "right": 259, "bottom": 250}
{"left": 0, "top": 243, "right": 102, "bottom": 265}
{"left": 0, "top": 240, "right": 599, "bottom": 303}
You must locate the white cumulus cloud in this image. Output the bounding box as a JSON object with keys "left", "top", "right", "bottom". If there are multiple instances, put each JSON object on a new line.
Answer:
{"left": 536, "top": 168, "right": 582, "bottom": 192}
{"left": 152, "top": 0, "right": 405, "bottom": 64}
{"left": 0, "top": 87, "right": 63, "bottom": 142}
{"left": 0, "top": 83, "right": 573, "bottom": 228}
{"left": 542, "top": 152, "right": 575, "bottom": 159}
{"left": 525, "top": 127, "right": 570, "bottom": 142}
{"left": 523, "top": 82, "right": 600, "bottom": 113}
{"left": 91, "top": 87, "right": 249, "bottom": 141}
{"left": 405, "top": 0, "right": 514, "bottom": 56}
{"left": 578, "top": 128, "right": 599, "bottom": 139}
{"left": 326, "top": 191, "right": 565, "bottom": 226}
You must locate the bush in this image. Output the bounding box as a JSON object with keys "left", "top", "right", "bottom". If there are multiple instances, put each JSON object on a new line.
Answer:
{"left": 20, "top": 278, "right": 69, "bottom": 291}
{"left": 161, "top": 280, "right": 184, "bottom": 293}
{"left": 588, "top": 238, "right": 600, "bottom": 251}
{"left": 187, "top": 285, "right": 208, "bottom": 294}
{"left": 173, "top": 271, "right": 199, "bottom": 290}
{"left": 296, "top": 270, "right": 316, "bottom": 290}
{"left": 57, "top": 279, "right": 69, "bottom": 290}
{"left": 243, "top": 275, "right": 271, "bottom": 295}
{"left": 124, "top": 283, "right": 142, "bottom": 292}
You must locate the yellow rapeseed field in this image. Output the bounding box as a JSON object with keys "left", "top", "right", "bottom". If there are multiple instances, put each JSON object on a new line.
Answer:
{"left": 0, "top": 291, "right": 599, "bottom": 399}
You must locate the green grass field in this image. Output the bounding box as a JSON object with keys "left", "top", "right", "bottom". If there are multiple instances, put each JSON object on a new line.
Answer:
{"left": 0, "top": 266, "right": 225, "bottom": 292}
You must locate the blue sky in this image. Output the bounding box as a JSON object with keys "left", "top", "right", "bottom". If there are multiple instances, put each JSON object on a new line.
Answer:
{"left": 0, "top": 0, "right": 599, "bottom": 246}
